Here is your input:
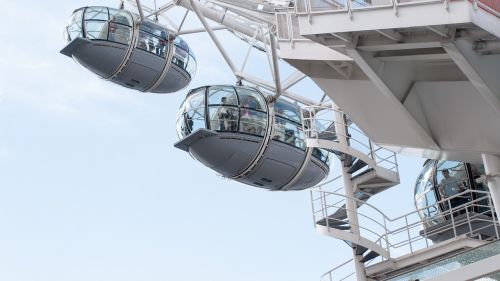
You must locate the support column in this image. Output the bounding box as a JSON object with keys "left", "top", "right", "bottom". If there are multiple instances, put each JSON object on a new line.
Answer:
{"left": 482, "top": 154, "right": 500, "bottom": 218}
{"left": 333, "top": 105, "right": 367, "bottom": 281}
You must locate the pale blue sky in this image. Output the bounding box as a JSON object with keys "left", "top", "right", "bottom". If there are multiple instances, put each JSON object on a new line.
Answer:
{"left": 0, "top": 1, "right": 423, "bottom": 281}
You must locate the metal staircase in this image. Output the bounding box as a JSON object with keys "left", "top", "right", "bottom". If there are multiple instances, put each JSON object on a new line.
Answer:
{"left": 302, "top": 105, "right": 400, "bottom": 214}
{"left": 302, "top": 104, "right": 500, "bottom": 280}
{"left": 311, "top": 186, "right": 500, "bottom": 280}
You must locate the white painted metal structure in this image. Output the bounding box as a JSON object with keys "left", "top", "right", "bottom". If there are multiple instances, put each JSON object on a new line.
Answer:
{"left": 79, "top": 0, "right": 500, "bottom": 280}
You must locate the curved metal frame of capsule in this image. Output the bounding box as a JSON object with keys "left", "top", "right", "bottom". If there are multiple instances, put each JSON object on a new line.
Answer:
{"left": 231, "top": 100, "right": 274, "bottom": 179}
{"left": 106, "top": 13, "right": 139, "bottom": 81}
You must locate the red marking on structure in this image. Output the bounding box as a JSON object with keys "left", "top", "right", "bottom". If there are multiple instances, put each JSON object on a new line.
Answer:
{"left": 468, "top": 0, "right": 500, "bottom": 18}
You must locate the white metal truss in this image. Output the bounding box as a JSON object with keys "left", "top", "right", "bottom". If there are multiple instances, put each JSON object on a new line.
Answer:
{"left": 123, "top": 0, "right": 319, "bottom": 105}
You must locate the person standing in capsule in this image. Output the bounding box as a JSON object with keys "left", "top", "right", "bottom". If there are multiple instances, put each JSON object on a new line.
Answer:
{"left": 217, "top": 97, "right": 235, "bottom": 131}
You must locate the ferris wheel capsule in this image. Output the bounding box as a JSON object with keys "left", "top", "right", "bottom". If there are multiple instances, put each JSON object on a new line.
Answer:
{"left": 174, "top": 85, "right": 331, "bottom": 191}
{"left": 60, "top": 6, "right": 196, "bottom": 93}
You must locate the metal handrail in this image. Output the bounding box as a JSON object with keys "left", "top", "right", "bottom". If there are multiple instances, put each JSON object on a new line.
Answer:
{"left": 320, "top": 258, "right": 354, "bottom": 281}
{"left": 301, "top": 105, "right": 399, "bottom": 174}
{"left": 312, "top": 188, "right": 499, "bottom": 260}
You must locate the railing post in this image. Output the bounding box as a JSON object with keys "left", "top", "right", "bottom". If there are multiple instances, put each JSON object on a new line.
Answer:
{"left": 368, "top": 139, "right": 376, "bottom": 162}
{"left": 489, "top": 195, "right": 500, "bottom": 239}
{"left": 383, "top": 217, "right": 390, "bottom": 257}
{"left": 465, "top": 205, "right": 473, "bottom": 236}
{"left": 321, "top": 191, "right": 329, "bottom": 229}
{"left": 448, "top": 200, "right": 458, "bottom": 238}
{"left": 405, "top": 216, "right": 413, "bottom": 253}
{"left": 310, "top": 189, "right": 318, "bottom": 228}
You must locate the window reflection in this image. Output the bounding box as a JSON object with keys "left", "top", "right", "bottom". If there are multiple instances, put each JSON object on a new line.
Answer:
{"left": 85, "top": 21, "right": 109, "bottom": 40}
{"left": 238, "top": 88, "right": 266, "bottom": 111}
{"left": 275, "top": 100, "right": 301, "bottom": 123}
{"left": 274, "top": 116, "right": 305, "bottom": 150}
{"left": 85, "top": 7, "right": 108, "bottom": 21}
{"left": 172, "top": 37, "right": 196, "bottom": 77}
{"left": 209, "top": 106, "right": 238, "bottom": 132}
{"left": 436, "top": 161, "right": 468, "bottom": 199}
{"left": 108, "top": 24, "right": 131, "bottom": 45}
{"left": 109, "top": 8, "right": 133, "bottom": 26}
{"left": 75, "top": 6, "right": 133, "bottom": 45}
{"left": 208, "top": 86, "right": 238, "bottom": 106}
{"left": 178, "top": 89, "right": 205, "bottom": 137}
{"left": 240, "top": 110, "right": 266, "bottom": 136}
{"left": 66, "top": 9, "right": 84, "bottom": 42}
{"left": 312, "top": 148, "right": 330, "bottom": 165}
{"left": 137, "top": 22, "right": 168, "bottom": 57}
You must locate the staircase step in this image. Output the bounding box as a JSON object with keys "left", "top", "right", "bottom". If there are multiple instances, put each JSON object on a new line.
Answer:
{"left": 348, "top": 158, "right": 368, "bottom": 174}
{"left": 356, "top": 245, "right": 369, "bottom": 255}
{"left": 316, "top": 217, "right": 349, "bottom": 227}
{"left": 317, "top": 122, "right": 338, "bottom": 141}
{"left": 360, "top": 250, "right": 380, "bottom": 263}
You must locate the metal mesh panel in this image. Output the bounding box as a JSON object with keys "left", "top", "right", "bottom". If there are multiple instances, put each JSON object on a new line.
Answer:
{"left": 295, "top": 0, "right": 308, "bottom": 13}
{"left": 276, "top": 13, "right": 290, "bottom": 40}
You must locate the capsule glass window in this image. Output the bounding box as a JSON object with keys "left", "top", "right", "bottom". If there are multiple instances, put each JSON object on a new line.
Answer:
{"left": 179, "top": 88, "right": 206, "bottom": 137}
{"left": 415, "top": 160, "right": 434, "bottom": 197}
{"left": 274, "top": 117, "right": 306, "bottom": 150}
{"left": 107, "top": 8, "right": 133, "bottom": 45}
{"left": 66, "top": 9, "right": 84, "bottom": 42}
{"left": 275, "top": 100, "right": 301, "bottom": 124}
{"left": 137, "top": 22, "right": 168, "bottom": 57}
{"left": 436, "top": 161, "right": 468, "bottom": 199}
{"left": 237, "top": 88, "right": 266, "bottom": 112}
{"left": 240, "top": 110, "right": 267, "bottom": 136}
{"left": 173, "top": 45, "right": 189, "bottom": 71}
{"left": 185, "top": 52, "right": 197, "bottom": 77}
{"left": 312, "top": 148, "right": 330, "bottom": 165}
{"left": 109, "top": 8, "right": 133, "bottom": 26}
{"left": 85, "top": 21, "right": 109, "bottom": 40}
{"left": 207, "top": 86, "right": 239, "bottom": 132}
{"left": 85, "top": 7, "right": 109, "bottom": 21}
{"left": 84, "top": 7, "right": 110, "bottom": 42}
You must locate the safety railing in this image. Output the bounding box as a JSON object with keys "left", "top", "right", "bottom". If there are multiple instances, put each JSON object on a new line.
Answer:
{"left": 279, "top": 0, "right": 500, "bottom": 40}
{"left": 320, "top": 257, "right": 380, "bottom": 281}
{"left": 301, "top": 105, "right": 399, "bottom": 174}
{"left": 295, "top": 0, "right": 460, "bottom": 15}
{"left": 311, "top": 188, "right": 499, "bottom": 260}
{"left": 276, "top": 11, "right": 310, "bottom": 42}
{"left": 320, "top": 258, "right": 355, "bottom": 281}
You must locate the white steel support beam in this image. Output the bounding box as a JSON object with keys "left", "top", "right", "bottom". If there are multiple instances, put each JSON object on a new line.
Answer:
{"left": 176, "top": 9, "right": 189, "bottom": 33}
{"left": 145, "top": 0, "right": 177, "bottom": 19}
{"left": 235, "top": 71, "right": 276, "bottom": 91}
{"left": 269, "top": 30, "right": 282, "bottom": 99}
{"left": 375, "top": 29, "right": 403, "bottom": 42}
{"left": 426, "top": 26, "right": 449, "bottom": 38}
{"left": 189, "top": 0, "right": 238, "bottom": 75}
{"left": 330, "top": 32, "right": 352, "bottom": 43}
{"left": 333, "top": 104, "right": 367, "bottom": 281}
{"left": 442, "top": 41, "right": 500, "bottom": 116}
{"left": 177, "top": 25, "right": 226, "bottom": 35}
{"left": 345, "top": 46, "right": 440, "bottom": 149}
{"left": 135, "top": 0, "right": 146, "bottom": 21}
{"left": 482, "top": 154, "right": 500, "bottom": 220}
{"left": 240, "top": 29, "right": 259, "bottom": 72}
{"left": 281, "top": 71, "right": 306, "bottom": 92}
{"left": 282, "top": 91, "right": 317, "bottom": 106}
{"left": 177, "top": 0, "right": 267, "bottom": 43}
